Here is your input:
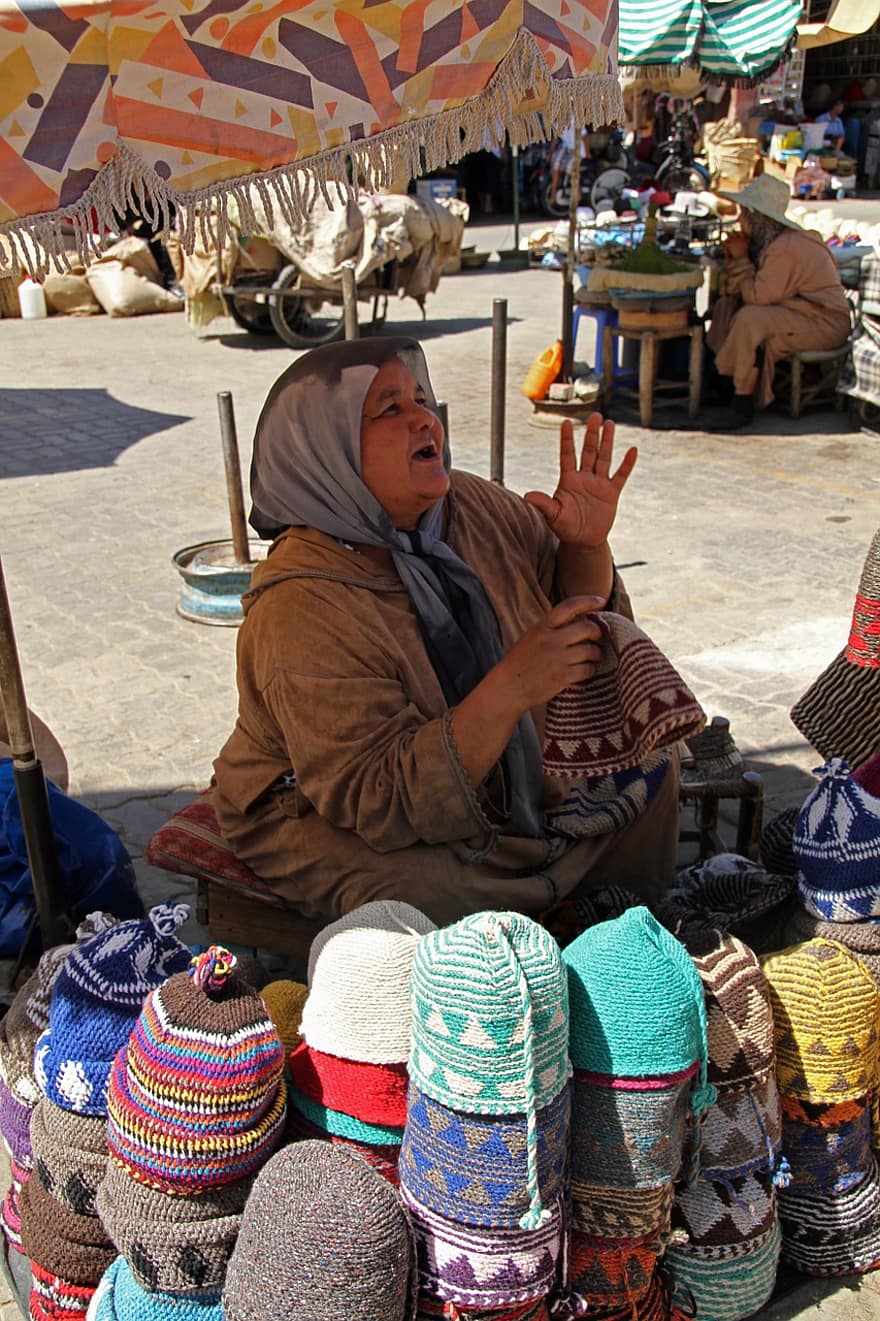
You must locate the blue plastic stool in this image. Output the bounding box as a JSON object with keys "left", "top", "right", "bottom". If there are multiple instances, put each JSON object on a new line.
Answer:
{"left": 572, "top": 305, "right": 635, "bottom": 381}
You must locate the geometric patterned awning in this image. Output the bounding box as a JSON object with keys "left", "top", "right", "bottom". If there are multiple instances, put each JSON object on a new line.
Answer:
{"left": 0, "top": 0, "right": 624, "bottom": 275}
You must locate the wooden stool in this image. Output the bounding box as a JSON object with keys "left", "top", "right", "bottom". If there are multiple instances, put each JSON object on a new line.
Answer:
{"left": 602, "top": 323, "right": 703, "bottom": 428}
{"left": 774, "top": 344, "right": 850, "bottom": 418}
{"left": 678, "top": 716, "right": 764, "bottom": 861}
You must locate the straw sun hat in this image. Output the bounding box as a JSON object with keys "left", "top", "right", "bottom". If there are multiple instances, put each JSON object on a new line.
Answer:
{"left": 716, "top": 175, "right": 802, "bottom": 231}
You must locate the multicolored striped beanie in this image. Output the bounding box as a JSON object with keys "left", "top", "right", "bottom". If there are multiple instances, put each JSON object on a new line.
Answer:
{"left": 563, "top": 907, "right": 715, "bottom": 1117}
{"left": 410, "top": 911, "right": 570, "bottom": 1230}
{"left": 762, "top": 939, "right": 880, "bottom": 1103}
{"left": 34, "top": 905, "right": 191, "bottom": 1116}
{"left": 30, "top": 1261, "right": 94, "bottom": 1321}
{"left": 30, "top": 1100, "right": 108, "bottom": 1216}
{"left": 95, "top": 1157, "right": 252, "bottom": 1295}
{"left": 0, "top": 1076, "right": 33, "bottom": 1169}
{"left": 780, "top": 1095, "right": 873, "bottom": 1196}
{"left": 399, "top": 1081, "right": 570, "bottom": 1228}
{"left": 402, "top": 1186, "right": 562, "bottom": 1312}
{"left": 655, "top": 855, "right": 796, "bottom": 955}
{"left": 786, "top": 904, "right": 880, "bottom": 986}
{"left": 778, "top": 1154, "right": 880, "bottom": 1275}
{"left": 302, "top": 900, "right": 436, "bottom": 1065}
{"left": 223, "top": 1141, "right": 418, "bottom": 1321}
{"left": 106, "top": 946, "right": 286, "bottom": 1192}
{"left": 20, "top": 1166, "right": 116, "bottom": 1285}
{"left": 289, "top": 1040, "right": 409, "bottom": 1126}
{"left": 259, "top": 979, "right": 307, "bottom": 1059}
{"left": 794, "top": 759, "right": 880, "bottom": 921}
{"left": 666, "top": 1218, "right": 782, "bottom": 1321}
{"left": 88, "top": 1257, "right": 223, "bottom": 1321}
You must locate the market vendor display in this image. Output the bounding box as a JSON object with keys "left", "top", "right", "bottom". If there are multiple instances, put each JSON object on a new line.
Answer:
{"left": 212, "top": 338, "right": 705, "bottom": 928}
{"left": 703, "top": 176, "right": 851, "bottom": 430}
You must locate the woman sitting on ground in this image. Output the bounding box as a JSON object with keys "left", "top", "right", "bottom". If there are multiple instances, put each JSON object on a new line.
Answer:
{"left": 212, "top": 338, "right": 685, "bottom": 928}
{"left": 704, "top": 175, "right": 851, "bottom": 431}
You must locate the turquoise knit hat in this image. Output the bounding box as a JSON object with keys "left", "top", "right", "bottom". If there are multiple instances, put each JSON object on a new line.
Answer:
{"left": 409, "top": 911, "right": 570, "bottom": 1230}
{"left": 563, "top": 907, "right": 715, "bottom": 1117}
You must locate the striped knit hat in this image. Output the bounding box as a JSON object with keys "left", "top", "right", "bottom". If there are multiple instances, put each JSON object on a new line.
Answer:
{"left": 666, "top": 1218, "right": 781, "bottom": 1321}
{"left": 569, "top": 1181, "right": 674, "bottom": 1241}
{"left": 655, "top": 855, "right": 796, "bottom": 954}
{"left": 683, "top": 931, "right": 776, "bottom": 1091}
{"left": 34, "top": 906, "right": 191, "bottom": 1116}
{"left": 778, "top": 1154, "right": 880, "bottom": 1275}
{"left": 762, "top": 939, "right": 880, "bottom": 1103}
{"left": 781, "top": 1095, "right": 873, "bottom": 1196}
{"left": 301, "top": 901, "right": 435, "bottom": 1065}
{"left": 289, "top": 1041, "right": 409, "bottom": 1127}
{"left": 673, "top": 1168, "right": 776, "bottom": 1249}
{"left": 760, "top": 808, "right": 799, "bottom": 878}
{"left": 223, "top": 1142, "right": 418, "bottom": 1321}
{"left": 30, "top": 1100, "right": 107, "bottom": 1217}
{"left": 106, "top": 946, "right": 286, "bottom": 1192}
{"left": 29, "top": 1260, "right": 95, "bottom": 1321}
{"left": 570, "top": 1073, "right": 695, "bottom": 1190}
{"left": 567, "top": 1234, "right": 657, "bottom": 1312}
{"left": 786, "top": 903, "right": 880, "bottom": 986}
{"left": 0, "top": 1077, "right": 33, "bottom": 1169}
{"left": 563, "top": 907, "right": 715, "bottom": 1117}
{"left": 89, "top": 1257, "right": 223, "bottom": 1321}
{"left": 95, "top": 1158, "right": 253, "bottom": 1295}
{"left": 698, "top": 1074, "right": 782, "bottom": 1181}
{"left": 409, "top": 911, "right": 570, "bottom": 1231}
{"left": 793, "top": 760, "right": 880, "bottom": 921}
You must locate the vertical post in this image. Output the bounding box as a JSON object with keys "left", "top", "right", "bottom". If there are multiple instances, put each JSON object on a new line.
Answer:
{"left": 511, "top": 144, "right": 521, "bottom": 258}
{"left": 217, "top": 392, "right": 251, "bottom": 566}
{"left": 561, "top": 123, "right": 581, "bottom": 383}
{"left": 341, "top": 265, "right": 359, "bottom": 341}
{"left": 0, "top": 559, "right": 71, "bottom": 949}
{"left": 490, "top": 298, "right": 507, "bottom": 485}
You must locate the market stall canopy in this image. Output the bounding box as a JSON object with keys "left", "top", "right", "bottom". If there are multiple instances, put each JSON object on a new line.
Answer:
{"left": 0, "top": 0, "right": 623, "bottom": 276}
{"left": 796, "top": 0, "right": 880, "bottom": 49}
{"left": 619, "top": 0, "right": 802, "bottom": 83}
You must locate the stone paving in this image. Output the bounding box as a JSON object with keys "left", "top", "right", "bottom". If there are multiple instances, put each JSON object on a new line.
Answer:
{"left": 0, "top": 206, "right": 877, "bottom": 1317}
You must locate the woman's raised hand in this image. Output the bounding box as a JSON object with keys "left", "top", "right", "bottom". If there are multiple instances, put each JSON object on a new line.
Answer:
{"left": 724, "top": 231, "right": 749, "bottom": 262}
{"left": 523, "top": 414, "right": 637, "bottom": 550}
{"left": 496, "top": 597, "right": 606, "bottom": 711}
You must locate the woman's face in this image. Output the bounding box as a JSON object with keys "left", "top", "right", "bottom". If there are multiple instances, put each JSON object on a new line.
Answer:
{"left": 359, "top": 357, "right": 449, "bottom": 530}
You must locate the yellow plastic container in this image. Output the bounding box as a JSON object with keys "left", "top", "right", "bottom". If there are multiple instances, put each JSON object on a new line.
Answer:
{"left": 521, "top": 340, "right": 563, "bottom": 400}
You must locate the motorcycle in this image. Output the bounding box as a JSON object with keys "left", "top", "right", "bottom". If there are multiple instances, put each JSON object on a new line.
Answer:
{"left": 536, "top": 128, "right": 633, "bottom": 218}
{"left": 649, "top": 98, "right": 711, "bottom": 195}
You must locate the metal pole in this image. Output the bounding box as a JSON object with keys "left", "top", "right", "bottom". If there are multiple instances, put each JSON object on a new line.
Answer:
{"left": 217, "top": 392, "right": 251, "bottom": 566}
{"left": 512, "top": 144, "right": 520, "bottom": 257}
{"left": 0, "top": 558, "right": 71, "bottom": 949}
{"left": 490, "top": 298, "right": 507, "bottom": 485}
{"left": 561, "top": 124, "right": 581, "bottom": 383}
{"left": 341, "top": 265, "right": 359, "bottom": 341}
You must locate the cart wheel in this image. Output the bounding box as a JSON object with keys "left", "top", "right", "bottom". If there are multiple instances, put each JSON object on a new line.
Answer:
{"left": 227, "top": 272, "right": 276, "bottom": 335}
{"left": 269, "top": 266, "right": 346, "bottom": 348}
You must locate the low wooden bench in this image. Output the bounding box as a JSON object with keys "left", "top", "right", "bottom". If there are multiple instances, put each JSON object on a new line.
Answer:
{"left": 775, "top": 344, "right": 850, "bottom": 419}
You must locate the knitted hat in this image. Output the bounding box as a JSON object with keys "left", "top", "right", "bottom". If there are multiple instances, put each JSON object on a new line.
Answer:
{"left": 762, "top": 939, "right": 880, "bottom": 1103}
{"left": 19, "top": 1168, "right": 115, "bottom": 1285}
{"left": 399, "top": 1082, "right": 570, "bottom": 1229}
{"left": 302, "top": 900, "right": 436, "bottom": 1065}
{"left": 34, "top": 905, "right": 191, "bottom": 1116}
{"left": 570, "top": 1073, "right": 695, "bottom": 1190}
{"left": 760, "top": 808, "right": 799, "bottom": 878}
{"left": 563, "top": 908, "right": 714, "bottom": 1117}
{"left": 778, "top": 1155, "right": 880, "bottom": 1275}
{"left": 790, "top": 529, "right": 880, "bottom": 771}
{"left": 287, "top": 1080, "right": 405, "bottom": 1145}
{"left": 793, "top": 759, "right": 880, "bottom": 920}
{"left": 402, "top": 1186, "right": 561, "bottom": 1312}
{"left": 106, "top": 946, "right": 286, "bottom": 1192}
{"left": 410, "top": 911, "right": 570, "bottom": 1230}
{"left": 0, "top": 1076, "right": 33, "bottom": 1169}
{"left": 29, "top": 1261, "right": 95, "bottom": 1321}
{"left": 684, "top": 931, "right": 776, "bottom": 1091}
{"left": 1, "top": 1162, "right": 27, "bottom": 1256}
{"left": 284, "top": 1097, "right": 402, "bottom": 1185}
{"left": 31, "top": 1100, "right": 107, "bottom": 1216}
{"left": 260, "top": 979, "right": 307, "bottom": 1058}
{"left": 781, "top": 1095, "right": 873, "bottom": 1196}
{"left": 655, "top": 854, "right": 796, "bottom": 954}
{"left": 666, "top": 1218, "right": 781, "bottom": 1321}
{"left": 289, "top": 1040, "right": 409, "bottom": 1126}
{"left": 567, "top": 1234, "right": 657, "bottom": 1311}
{"left": 417, "top": 1299, "right": 550, "bottom": 1321}
{"left": 95, "top": 1158, "right": 253, "bottom": 1295}
{"left": 786, "top": 903, "right": 880, "bottom": 986}
{"left": 89, "top": 1257, "right": 223, "bottom": 1321}
{"left": 542, "top": 612, "right": 705, "bottom": 778}
{"left": 223, "top": 1141, "right": 418, "bottom": 1321}
{"left": 0, "top": 912, "right": 117, "bottom": 1106}
{"left": 673, "top": 1169, "right": 776, "bottom": 1248}
{"left": 698, "top": 1073, "right": 782, "bottom": 1181}
{"left": 569, "top": 1181, "right": 674, "bottom": 1242}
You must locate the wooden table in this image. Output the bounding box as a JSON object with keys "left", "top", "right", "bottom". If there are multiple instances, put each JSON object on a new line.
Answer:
{"left": 601, "top": 322, "right": 704, "bottom": 428}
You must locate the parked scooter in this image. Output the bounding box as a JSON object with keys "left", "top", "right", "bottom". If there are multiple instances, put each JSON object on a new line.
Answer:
{"left": 536, "top": 128, "right": 633, "bottom": 217}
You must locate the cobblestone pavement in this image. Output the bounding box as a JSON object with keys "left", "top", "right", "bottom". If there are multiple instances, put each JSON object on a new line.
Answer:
{"left": 0, "top": 210, "right": 877, "bottom": 1318}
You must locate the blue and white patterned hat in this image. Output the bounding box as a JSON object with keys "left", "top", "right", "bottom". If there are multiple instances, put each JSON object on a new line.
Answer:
{"left": 34, "top": 904, "right": 191, "bottom": 1116}
{"left": 794, "top": 760, "right": 880, "bottom": 922}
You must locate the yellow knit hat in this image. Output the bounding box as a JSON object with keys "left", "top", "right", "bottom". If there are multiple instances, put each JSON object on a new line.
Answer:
{"left": 762, "top": 940, "right": 880, "bottom": 1103}
{"left": 261, "top": 981, "right": 308, "bottom": 1060}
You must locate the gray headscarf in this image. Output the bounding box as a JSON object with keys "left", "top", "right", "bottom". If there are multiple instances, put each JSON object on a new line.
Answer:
{"left": 249, "top": 338, "right": 544, "bottom": 839}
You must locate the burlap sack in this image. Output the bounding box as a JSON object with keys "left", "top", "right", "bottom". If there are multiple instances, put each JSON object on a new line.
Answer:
{"left": 86, "top": 261, "right": 183, "bottom": 317}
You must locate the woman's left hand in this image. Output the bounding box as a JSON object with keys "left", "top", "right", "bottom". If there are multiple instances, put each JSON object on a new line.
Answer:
{"left": 523, "top": 414, "right": 637, "bottom": 549}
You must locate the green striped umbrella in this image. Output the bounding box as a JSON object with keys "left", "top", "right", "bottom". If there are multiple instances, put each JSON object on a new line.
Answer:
{"left": 620, "top": 0, "right": 801, "bottom": 81}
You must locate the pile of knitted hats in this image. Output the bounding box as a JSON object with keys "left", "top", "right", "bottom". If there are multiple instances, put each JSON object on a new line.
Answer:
{"left": 21, "top": 904, "right": 192, "bottom": 1321}
{"left": 91, "top": 943, "right": 287, "bottom": 1320}
{"left": 665, "top": 932, "right": 784, "bottom": 1320}
{"left": 655, "top": 853, "right": 796, "bottom": 957}
{"left": 785, "top": 757, "right": 880, "bottom": 984}
{"left": 561, "top": 906, "right": 715, "bottom": 1318}
{"left": 401, "top": 911, "right": 571, "bottom": 1318}
{"left": 287, "top": 901, "right": 436, "bottom": 1184}
{"left": 763, "top": 934, "right": 880, "bottom": 1275}
{"left": 0, "top": 914, "right": 115, "bottom": 1264}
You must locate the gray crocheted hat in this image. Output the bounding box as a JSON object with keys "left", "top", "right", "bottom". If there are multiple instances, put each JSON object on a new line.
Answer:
{"left": 223, "top": 1141, "right": 417, "bottom": 1321}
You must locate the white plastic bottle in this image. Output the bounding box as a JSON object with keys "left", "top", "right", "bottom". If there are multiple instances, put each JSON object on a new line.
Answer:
{"left": 17, "top": 278, "right": 47, "bottom": 319}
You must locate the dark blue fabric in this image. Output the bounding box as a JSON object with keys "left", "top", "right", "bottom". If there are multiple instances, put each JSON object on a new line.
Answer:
{"left": 0, "top": 759, "right": 143, "bottom": 955}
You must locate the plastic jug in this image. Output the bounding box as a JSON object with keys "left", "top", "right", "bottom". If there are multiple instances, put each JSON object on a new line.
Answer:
{"left": 17, "top": 278, "right": 47, "bottom": 320}
{"left": 521, "top": 340, "right": 563, "bottom": 400}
